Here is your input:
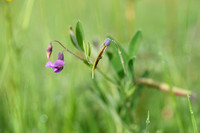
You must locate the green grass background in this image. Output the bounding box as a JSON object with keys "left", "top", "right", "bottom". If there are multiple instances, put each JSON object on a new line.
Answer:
{"left": 0, "top": 0, "right": 200, "bottom": 132}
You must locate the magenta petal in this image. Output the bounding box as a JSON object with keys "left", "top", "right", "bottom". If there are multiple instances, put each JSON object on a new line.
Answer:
{"left": 54, "top": 60, "right": 65, "bottom": 67}
{"left": 53, "top": 67, "right": 59, "bottom": 72}
{"left": 53, "top": 67, "right": 63, "bottom": 73}
{"left": 46, "top": 61, "right": 53, "bottom": 67}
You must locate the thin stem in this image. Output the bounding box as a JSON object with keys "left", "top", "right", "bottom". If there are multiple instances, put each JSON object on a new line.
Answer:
{"left": 135, "top": 78, "right": 191, "bottom": 97}
{"left": 50, "top": 40, "right": 85, "bottom": 61}
{"left": 111, "top": 40, "right": 127, "bottom": 79}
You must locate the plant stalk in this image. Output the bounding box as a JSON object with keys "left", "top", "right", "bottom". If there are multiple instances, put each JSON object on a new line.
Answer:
{"left": 135, "top": 78, "right": 192, "bottom": 97}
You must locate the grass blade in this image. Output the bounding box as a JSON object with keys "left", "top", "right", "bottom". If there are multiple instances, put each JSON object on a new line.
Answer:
{"left": 187, "top": 95, "right": 198, "bottom": 133}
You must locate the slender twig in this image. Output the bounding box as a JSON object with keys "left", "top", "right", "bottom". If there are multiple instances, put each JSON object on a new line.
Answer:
{"left": 50, "top": 40, "right": 85, "bottom": 61}
{"left": 135, "top": 78, "right": 192, "bottom": 96}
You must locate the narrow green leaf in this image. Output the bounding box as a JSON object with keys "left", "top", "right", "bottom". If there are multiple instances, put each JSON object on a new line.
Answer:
{"left": 127, "top": 57, "right": 136, "bottom": 81}
{"left": 83, "top": 42, "right": 91, "bottom": 61}
{"left": 106, "top": 35, "right": 129, "bottom": 79}
{"left": 128, "top": 30, "right": 142, "bottom": 57}
{"left": 106, "top": 52, "right": 122, "bottom": 74}
{"left": 107, "top": 35, "right": 129, "bottom": 64}
{"left": 106, "top": 49, "right": 124, "bottom": 80}
{"left": 69, "top": 26, "right": 81, "bottom": 51}
{"left": 87, "top": 42, "right": 91, "bottom": 57}
{"left": 76, "top": 21, "right": 84, "bottom": 51}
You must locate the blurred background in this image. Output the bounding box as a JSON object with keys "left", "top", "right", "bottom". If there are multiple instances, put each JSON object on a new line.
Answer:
{"left": 0, "top": 0, "right": 200, "bottom": 132}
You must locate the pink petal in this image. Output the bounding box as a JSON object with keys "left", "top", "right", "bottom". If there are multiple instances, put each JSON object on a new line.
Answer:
{"left": 46, "top": 61, "right": 53, "bottom": 67}
{"left": 54, "top": 60, "right": 65, "bottom": 67}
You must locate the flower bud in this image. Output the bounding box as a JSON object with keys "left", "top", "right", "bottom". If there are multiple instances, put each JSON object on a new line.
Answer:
{"left": 58, "top": 52, "right": 64, "bottom": 60}
{"left": 104, "top": 38, "right": 111, "bottom": 46}
{"left": 46, "top": 44, "right": 53, "bottom": 59}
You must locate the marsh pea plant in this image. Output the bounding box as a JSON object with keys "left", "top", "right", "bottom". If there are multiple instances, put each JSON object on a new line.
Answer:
{"left": 45, "top": 21, "right": 194, "bottom": 132}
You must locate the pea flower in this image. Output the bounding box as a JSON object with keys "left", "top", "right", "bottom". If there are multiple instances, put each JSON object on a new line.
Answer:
{"left": 46, "top": 52, "right": 65, "bottom": 73}
{"left": 46, "top": 44, "right": 53, "bottom": 59}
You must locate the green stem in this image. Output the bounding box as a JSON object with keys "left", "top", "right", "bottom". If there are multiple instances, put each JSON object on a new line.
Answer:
{"left": 51, "top": 40, "right": 85, "bottom": 61}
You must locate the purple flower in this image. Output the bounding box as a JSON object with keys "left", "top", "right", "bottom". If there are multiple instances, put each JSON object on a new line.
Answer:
{"left": 46, "top": 60, "right": 65, "bottom": 73}
{"left": 46, "top": 44, "right": 53, "bottom": 59}
{"left": 104, "top": 38, "right": 111, "bottom": 46}
{"left": 46, "top": 52, "right": 65, "bottom": 73}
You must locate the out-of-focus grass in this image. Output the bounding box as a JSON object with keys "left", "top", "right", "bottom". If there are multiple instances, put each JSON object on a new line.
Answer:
{"left": 187, "top": 95, "right": 198, "bottom": 133}
{"left": 0, "top": 0, "right": 200, "bottom": 132}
